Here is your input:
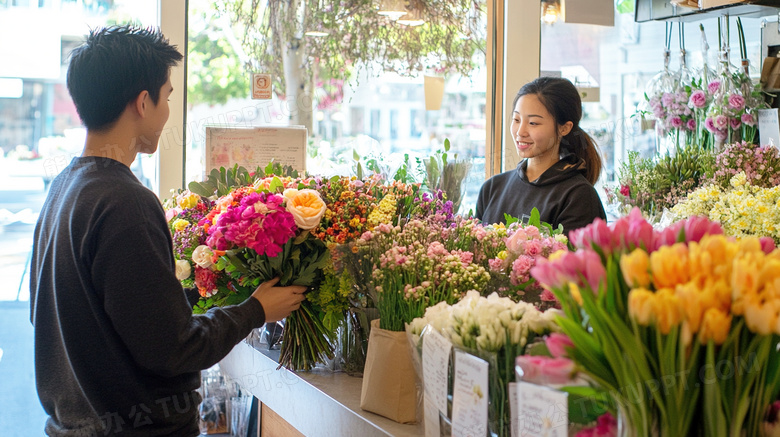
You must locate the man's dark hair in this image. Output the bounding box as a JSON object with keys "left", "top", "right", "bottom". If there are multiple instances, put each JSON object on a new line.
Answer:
{"left": 66, "top": 25, "right": 183, "bottom": 131}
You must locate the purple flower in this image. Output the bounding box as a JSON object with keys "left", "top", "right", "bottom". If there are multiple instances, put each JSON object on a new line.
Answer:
{"left": 689, "top": 90, "right": 707, "bottom": 108}
{"left": 708, "top": 81, "right": 721, "bottom": 95}
{"left": 686, "top": 119, "right": 697, "bottom": 130}
{"left": 728, "top": 94, "right": 746, "bottom": 111}
{"left": 730, "top": 117, "right": 742, "bottom": 129}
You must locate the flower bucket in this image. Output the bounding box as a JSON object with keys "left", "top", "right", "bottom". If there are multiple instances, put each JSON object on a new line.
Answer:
{"left": 360, "top": 319, "right": 420, "bottom": 423}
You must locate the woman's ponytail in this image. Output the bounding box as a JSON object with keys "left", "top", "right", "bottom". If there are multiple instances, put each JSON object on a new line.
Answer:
{"left": 565, "top": 127, "right": 602, "bottom": 185}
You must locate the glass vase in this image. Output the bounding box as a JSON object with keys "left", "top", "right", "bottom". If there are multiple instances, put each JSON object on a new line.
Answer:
{"left": 336, "top": 307, "right": 378, "bottom": 376}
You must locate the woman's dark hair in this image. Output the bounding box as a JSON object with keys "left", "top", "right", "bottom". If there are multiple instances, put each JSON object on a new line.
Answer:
{"left": 66, "top": 25, "right": 183, "bottom": 131}
{"left": 513, "top": 77, "right": 602, "bottom": 185}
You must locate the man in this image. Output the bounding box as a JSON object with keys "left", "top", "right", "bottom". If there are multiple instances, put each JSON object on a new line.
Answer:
{"left": 29, "top": 25, "right": 305, "bottom": 436}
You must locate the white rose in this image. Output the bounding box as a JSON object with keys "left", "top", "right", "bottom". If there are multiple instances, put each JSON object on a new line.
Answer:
{"left": 191, "top": 245, "right": 214, "bottom": 268}
{"left": 175, "top": 260, "right": 192, "bottom": 281}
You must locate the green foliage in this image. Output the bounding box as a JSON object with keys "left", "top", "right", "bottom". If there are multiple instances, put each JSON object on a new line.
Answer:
{"left": 188, "top": 161, "right": 301, "bottom": 197}
{"left": 187, "top": 1, "right": 250, "bottom": 106}
{"left": 422, "top": 138, "right": 472, "bottom": 211}
{"left": 218, "top": 0, "right": 485, "bottom": 100}
{"left": 503, "top": 207, "right": 564, "bottom": 236}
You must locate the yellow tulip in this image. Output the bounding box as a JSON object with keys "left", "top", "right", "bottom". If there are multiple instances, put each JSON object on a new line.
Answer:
{"left": 699, "top": 308, "right": 732, "bottom": 345}
{"left": 732, "top": 255, "right": 762, "bottom": 303}
{"left": 621, "top": 249, "right": 651, "bottom": 289}
{"left": 628, "top": 288, "right": 655, "bottom": 327}
{"left": 568, "top": 282, "right": 583, "bottom": 306}
{"left": 651, "top": 243, "right": 690, "bottom": 289}
{"left": 654, "top": 288, "right": 684, "bottom": 335}
{"left": 743, "top": 296, "right": 777, "bottom": 336}
{"left": 675, "top": 282, "right": 704, "bottom": 333}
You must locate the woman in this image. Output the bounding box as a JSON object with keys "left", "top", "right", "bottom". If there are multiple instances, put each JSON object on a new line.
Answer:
{"left": 475, "top": 77, "right": 606, "bottom": 234}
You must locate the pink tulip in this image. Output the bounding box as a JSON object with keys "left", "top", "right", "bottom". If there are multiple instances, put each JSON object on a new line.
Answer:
{"left": 516, "top": 355, "right": 576, "bottom": 386}
{"left": 570, "top": 218, "right": 612, "bottom": 252}
{"left": 545, "top": 333, "right": 574, "bottom": 358}
{"left": 760, "top": 237, "right": 777, "bottom": 255}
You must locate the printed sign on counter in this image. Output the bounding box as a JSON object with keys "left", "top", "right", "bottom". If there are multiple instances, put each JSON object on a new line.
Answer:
{"left": 451, "top": 351, "right": 489, "bottom": 437}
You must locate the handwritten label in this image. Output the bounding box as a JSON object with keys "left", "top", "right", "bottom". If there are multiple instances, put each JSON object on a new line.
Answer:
{"left": 515, "top": 381, "right": 569, "bottom": 437}
{"left": 204, "top": 126, "right": 307, "bottom": 175}
{"left": 759, "top": 108, "right": 780, "bottom": 149}
{"left": 422, "top": 328, "right": 452, "bottom": 412}
{"left": 451, "top": 351, "right": 489, "bottom": 437}
{"left": 424, "top": 395, "right": 441, "bottom": 437}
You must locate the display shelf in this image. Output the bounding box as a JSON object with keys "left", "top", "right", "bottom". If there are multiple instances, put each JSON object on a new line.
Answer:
{"left": 219, "top": 340, "right": 424, "bottom": 437}
{"left": 636, "top": 0, "right": 780, "bottom": 22}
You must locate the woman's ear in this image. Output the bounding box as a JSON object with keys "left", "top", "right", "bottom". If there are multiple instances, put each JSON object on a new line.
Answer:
{"left": 559, "top": 121, "right": 574, "bottom": 137}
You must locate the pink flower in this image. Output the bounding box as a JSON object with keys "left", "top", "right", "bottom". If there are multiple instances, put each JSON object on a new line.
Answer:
{"left": 524, "top": 240, "right": 543, "bottom": 257}
{"left": 516, "top": 355, "right": 576, "bottom": 385}
{"left": 545, "top": 333, "right": 574, "bottom": 358}
{"left": 525, "top": 225, "right": 541, "bottom": 240}
{"left": 730, "top": 117, "right": 742, "bottom": 129}
{"left": 714, "top": 115, "right": 728, "bottom": 130}
{"left": 689, "top": 89, "right": 707, "bottom": 108}
{"left": 619, "top": 184, "right": 630, "bottom": 197}
{"left": 728, "top": 94, "right": 746, "bottom": 110}
{"left": 488, "top": 258, "right": 504, "bottom": 272}
{"left": 669, "top": 116, "right": 683, "bottom": 128}
{"left": 708, "top": 80, "right": 721, "bottom": 95}
{"left": 661, "top": 92, "right": 675, "bottom": 107}
{"left": 506, "top": 228, "right": 528, "bottom": 253}
{"left": 570, "top": 218, "right": 612, "bottom": 252}
{"left": 576, "top": 413, "right": 618, "bottom": 437}
{"left": 540, "top": 289, "right": 558, "bottom": 303}
{"left": 511, "top": 255, "right": 536, "bottom": 285}
{"left": 704, "top": 117, "right": 717, "bottom": 133}
{"left": 165, "top": 207, "right": 182, "bottom": 222}
{"left": 742, "top": 112, "right": 756, "bottom": 126}
{"left": 531, "top": 249, "right": 605, "bottom": 292}
{"left": 686, "top": 119, "right": 697, "bottom": 131}
{"left": 652, "top": 216, "right": 724, "bottom": 251}
{"left": 760, "top": 237, "right": 776, "bottom": 255}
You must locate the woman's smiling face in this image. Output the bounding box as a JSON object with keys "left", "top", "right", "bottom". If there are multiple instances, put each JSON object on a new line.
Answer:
{"left": 510, "top": 94, "right": 570, "bottom": 161}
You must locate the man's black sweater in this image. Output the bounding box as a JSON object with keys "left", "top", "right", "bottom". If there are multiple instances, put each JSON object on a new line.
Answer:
{"left": 30, "top": 157, "right": 265, "bottom": 436}
{"left": 475, "top": 153, "right": 606, "bottom": 234}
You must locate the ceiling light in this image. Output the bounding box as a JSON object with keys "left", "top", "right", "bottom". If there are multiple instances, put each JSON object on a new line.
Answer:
{"left": 541, "top": 0, "right": 560, "bottom": 25}
{"left": 397, "top": 6, "right": 424, "bottom": 26}
{"left": 378, "top": 0, "right": 407, "bottom": 21}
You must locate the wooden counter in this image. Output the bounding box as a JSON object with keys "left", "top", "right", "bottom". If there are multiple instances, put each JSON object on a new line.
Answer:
{"left": 219, "top": 340, "right": 425, "bottom": 437}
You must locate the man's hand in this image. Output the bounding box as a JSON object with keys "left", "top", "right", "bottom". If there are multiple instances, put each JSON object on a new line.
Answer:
{"left": 250, "top": 277, "right": 307, "bottom": 322}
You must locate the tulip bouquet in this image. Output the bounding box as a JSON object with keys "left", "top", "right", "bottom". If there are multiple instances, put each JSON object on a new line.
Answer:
{"left": 532, "top": 208, "right": 780, "bottom": 437}
{"left": 409, "top": 290, "right": 561, "bottom": 437}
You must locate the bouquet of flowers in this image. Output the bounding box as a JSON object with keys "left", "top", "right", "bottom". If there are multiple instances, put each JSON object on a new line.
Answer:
{"left": 167, "top": 171, "right": 334, "bottom": 371}
{"left": 409, "top": 290, "right": 561, "bottom": 437}
{"left": 709, "top": 141, "right": 780, "bottom": 190}
{"left": 532, "top": 208, "right": 780, "bottom": 436}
